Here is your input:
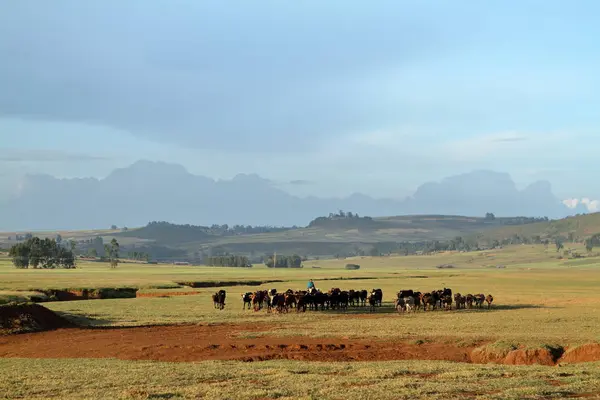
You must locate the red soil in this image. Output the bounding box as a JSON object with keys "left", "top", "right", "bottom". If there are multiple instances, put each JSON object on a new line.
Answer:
{"left": 2, "top": 305, "right": 600, "bottom": 366}
{"left": 0, "top": 323, "right": 477, "bottom": 363}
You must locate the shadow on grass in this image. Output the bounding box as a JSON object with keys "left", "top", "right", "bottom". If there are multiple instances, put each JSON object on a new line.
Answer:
{"left": 53, "top": 311, "right": 116, "bottom": 327}
{"left": 317, "top": 303, "right": 549, "bottom": 315}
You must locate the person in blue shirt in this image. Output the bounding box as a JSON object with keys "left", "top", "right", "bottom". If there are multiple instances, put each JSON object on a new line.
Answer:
{"left": 307, "top": 279, "right": 315, "bottom": 290}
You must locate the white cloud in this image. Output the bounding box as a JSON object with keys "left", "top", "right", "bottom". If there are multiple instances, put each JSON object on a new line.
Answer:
{"left": 563, "top": 198, "right": 599, "bottom": 212}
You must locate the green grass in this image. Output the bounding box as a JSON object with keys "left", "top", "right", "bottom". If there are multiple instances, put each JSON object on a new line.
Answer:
{"left": 2, "top": 358, "right": 600, "bottom": 399}
{"left": 4, "top": 244, "right": 600, "bottom": 399}
{"left": 0, "top": 245, "right": 593, "bottom": 347}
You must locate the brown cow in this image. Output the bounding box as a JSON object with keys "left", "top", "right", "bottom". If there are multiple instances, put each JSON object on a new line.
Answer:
{"left": 421, "top": 293, "right": 435, "bottom": 311}
{"left": 485, "top": 294, "right": 494, "bottom": 309}
{"left": 465, "top": 294, "right": 474, "bottom": 309}
{"left": 454, "top": 293, "right": 466, "bottom": 310}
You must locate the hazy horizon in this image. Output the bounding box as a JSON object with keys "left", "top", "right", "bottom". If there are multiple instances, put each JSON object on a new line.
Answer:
{"left": 1, "top": 1, "right": 599, "bottom": 207}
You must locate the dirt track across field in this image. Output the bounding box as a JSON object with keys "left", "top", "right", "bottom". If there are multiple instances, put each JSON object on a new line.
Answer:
{"left": 0, "top": 323, "right": 477, "bottom": 363}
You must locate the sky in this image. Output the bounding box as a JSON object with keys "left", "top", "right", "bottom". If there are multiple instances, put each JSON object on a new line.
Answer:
{"left": 1, "top": 0, "right": 599, "bottom": 205}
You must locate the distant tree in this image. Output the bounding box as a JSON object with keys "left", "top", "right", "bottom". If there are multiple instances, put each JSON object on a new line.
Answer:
{"left": 9, "top": 242, "right": 30, "bottom": 268}
{"left": 105, "top": 238, "right": 120, "bottom": 268}
{"left": 111, "top": 225, "right": 118, "bottom": 230}
{"left": 555, "top": 238, "right": 564, "bottom": 252}
{"left": 585, "top": 239, "right": 593, "bottom": 253}
{"left": 88, "top": 248, "right": 98, "bottom": 258}
{"left": 485, "top": 213, "right": 496, "bottom": 221}
{"left": 55, "top": 234, "right": 63, "bottom": 244}
{"left": 24, "top": 233, "right": 33, "bottom": 240}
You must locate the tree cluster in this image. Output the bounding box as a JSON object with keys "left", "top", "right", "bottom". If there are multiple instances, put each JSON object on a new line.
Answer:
{"left": 585, "top": 234, "right": 600, "bottom": 252}
{"left": 308, "top": 211, "right": 373, "bottom": 228}
{"left": 144, "top": 221, "right": 294, "bottom": 237}
{"left": 9, "top": 237, "right": 75, "bottom": 269}
{"left": 206, "top": 255, "right": 252, "bottom": 267}
{"left": 127, "top": 251, "right": 150, "bottom": 262}
{"left": 265, "top": 254, "right": 302, "bottom": 268}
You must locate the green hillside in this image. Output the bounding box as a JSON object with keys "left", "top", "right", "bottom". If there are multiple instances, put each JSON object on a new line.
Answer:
{"left": 472, "top": 212, "right": 600, "bottom": 243}
{"left": 4, "top": 213, "right": 598, "bottom": 262}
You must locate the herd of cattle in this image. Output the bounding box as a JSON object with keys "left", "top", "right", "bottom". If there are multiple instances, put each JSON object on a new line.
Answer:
{"left": 211, "top": 287, "right": 494, "bottom": 313}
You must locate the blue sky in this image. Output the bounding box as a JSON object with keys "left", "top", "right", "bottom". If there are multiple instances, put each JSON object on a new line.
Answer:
{"left": 1, "top": 0, "right": 599, "bottom": 203}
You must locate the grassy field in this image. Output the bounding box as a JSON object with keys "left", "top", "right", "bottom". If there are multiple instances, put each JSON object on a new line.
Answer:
{"left": 3, "top": 358, "right": 600, "bottom": 399}
{"left": 3, "top": 244, "right": 600, "bottom": 399}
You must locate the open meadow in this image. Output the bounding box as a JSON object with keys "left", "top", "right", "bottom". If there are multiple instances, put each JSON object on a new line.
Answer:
{"left": 3, "top": 244, "right": 600, "bottom": 399}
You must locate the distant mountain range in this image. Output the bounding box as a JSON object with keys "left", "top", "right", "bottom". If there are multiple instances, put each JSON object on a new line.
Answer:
{"left": 0, "top": 160, "right": 587, "bottom": 231}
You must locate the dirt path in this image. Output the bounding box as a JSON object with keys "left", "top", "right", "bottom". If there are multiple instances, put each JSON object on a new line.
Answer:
{"left": 0, "top": 323, "right": 477, "bottom": 363}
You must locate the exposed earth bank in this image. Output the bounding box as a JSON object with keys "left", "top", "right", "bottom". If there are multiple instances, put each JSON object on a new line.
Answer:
{"left": 2, "top": 304, "right": 600, "bottom": 366}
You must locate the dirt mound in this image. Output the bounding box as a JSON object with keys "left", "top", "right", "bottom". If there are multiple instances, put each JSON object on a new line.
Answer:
{"left": 504, "top": 348, "right": 556, "bottom": 366}
{"left": 471, "top": 345, "right": 562, "bottom": 366}
{"left": 0, "top": 303, "right": 73, "bottom": 335}
{"left": 0, "top": 323, "right": 479, "bottom": 363}
{"left": 560, "top": 344, "right": 600, "bottom": 364}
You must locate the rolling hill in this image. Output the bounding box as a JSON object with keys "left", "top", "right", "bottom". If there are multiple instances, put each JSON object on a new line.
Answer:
{"left": 2, "top": 213, "right": 599, "bottom": 262}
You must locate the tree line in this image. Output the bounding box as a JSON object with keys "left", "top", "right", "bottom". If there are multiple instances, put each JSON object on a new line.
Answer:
{"left": 145, "top": 221, "right": 295, "bottom": 236}
{"left": 206, "top": 255, "right": 252, "bottom": 267}
{"left": 9, "top": 237, "right": 75, "bottom": 269}
{"left": 265, "top": 254, "right": 303, "bottom": 268}
{"left": 308, "top": 210, "right": 372, "bottom": 228}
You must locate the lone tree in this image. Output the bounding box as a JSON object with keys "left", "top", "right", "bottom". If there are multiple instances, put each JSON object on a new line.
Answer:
{"left": 555, "top": 238, "right": 564, "bottom": 252}
{"left": 585, "top": 234, "right": 600, "bottom": 253}
{"left": 105, "top": 238, "right": 120, "bottom": 268}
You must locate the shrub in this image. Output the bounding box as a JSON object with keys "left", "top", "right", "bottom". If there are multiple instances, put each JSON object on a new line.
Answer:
{"left": 345, "top": 263, "right": 360, "bottom": 270}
